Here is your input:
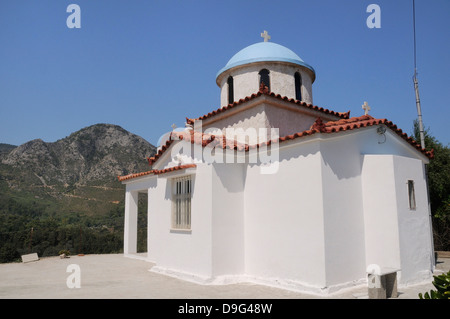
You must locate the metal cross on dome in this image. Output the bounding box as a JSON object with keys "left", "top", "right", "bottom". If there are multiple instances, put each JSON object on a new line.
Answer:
{"left": 362, "top": 101, "right": 371, "bottom": 115}
{"left": 261, "top": 30, "right": 271, "bottom": 42}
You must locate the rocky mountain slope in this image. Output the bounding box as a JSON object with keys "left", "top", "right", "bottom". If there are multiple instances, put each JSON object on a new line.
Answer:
{"left": 0, "top": 143, "right": 17, "bottom": 156}
{"left": 0, "top": 124, "right": 156, "bottom": 215}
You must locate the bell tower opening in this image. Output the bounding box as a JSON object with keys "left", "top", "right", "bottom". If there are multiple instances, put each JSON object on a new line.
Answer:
{"left": 295, "top": 72, "right": 302, "bottom": 101}
{"left": 259, "top": 69, "right": 270, "bottom": 91}
{"left": 227, "top": 76, "right": 234, "bottom": 105}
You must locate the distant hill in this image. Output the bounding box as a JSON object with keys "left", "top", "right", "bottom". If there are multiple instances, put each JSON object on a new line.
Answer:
{"left": 0, "top": 143, "right": 17, "bottom": 155}
{"left": 0, "top": 123, "right": 156, "bottom": 216}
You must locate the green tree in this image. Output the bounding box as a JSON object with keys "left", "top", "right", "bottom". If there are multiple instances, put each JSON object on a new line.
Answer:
{"left": 413, "top": 120, "right": 450, "bottom": 251}
{"left": 0, "top": 243, "right": 20, "bottom": 263}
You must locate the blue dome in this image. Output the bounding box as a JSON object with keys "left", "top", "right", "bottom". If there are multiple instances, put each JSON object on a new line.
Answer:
{"left": 216, "top": 42, "right": 315, "bottom": 79}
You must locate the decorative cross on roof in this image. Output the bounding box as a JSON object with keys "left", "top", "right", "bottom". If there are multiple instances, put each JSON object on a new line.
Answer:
{"left": 261, "top": 30, "right": 271, "bottom": 42}
{"left": 171, "top": 123, "right": 177, "bottom": 130}
{"left": 362, "top": 101, "right": 371, "bottom": 115}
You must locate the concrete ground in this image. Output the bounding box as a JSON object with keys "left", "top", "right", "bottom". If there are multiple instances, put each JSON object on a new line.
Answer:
{"left": 0, "top": 253, "right": 448, "bottom": 299}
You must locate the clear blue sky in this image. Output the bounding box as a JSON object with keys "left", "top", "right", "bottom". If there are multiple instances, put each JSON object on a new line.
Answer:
{"left": 1, "top": 0, "right": 449, "bottom": 147}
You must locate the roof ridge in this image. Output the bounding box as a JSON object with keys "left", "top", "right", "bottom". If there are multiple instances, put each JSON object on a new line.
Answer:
{"left": 186, "top": 87, "right": 350, "bottom": 124}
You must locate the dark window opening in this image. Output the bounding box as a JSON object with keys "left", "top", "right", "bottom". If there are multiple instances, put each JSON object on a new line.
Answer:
{"left": 295, "top": 72, "right": 302, "bottom": 101}
{"left": 227, "top": 76, "right": 234, "bottom": 105}
{"left": 408, "top": 180, "right": 416, "bottom": 210}
{"left": 259, "top": 69, "right": 270, "bottom": 91}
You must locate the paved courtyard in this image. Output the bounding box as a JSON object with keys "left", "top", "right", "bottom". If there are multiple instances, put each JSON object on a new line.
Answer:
{"left": 0, "top": 253, "right": 448, "bottom": 299}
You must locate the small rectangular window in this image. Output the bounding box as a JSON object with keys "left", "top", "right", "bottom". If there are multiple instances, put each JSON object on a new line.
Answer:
{"left": 295, "top": 72, "right": 302, "bottom": 101}
{"left": 408, "top": 180, "right": 416, "bottom": 210}
{"left": 227, "top": 76, "right": 234, "bottom": 105}
{"left": 172, "top": 176, "right": 192, "bottom": 229}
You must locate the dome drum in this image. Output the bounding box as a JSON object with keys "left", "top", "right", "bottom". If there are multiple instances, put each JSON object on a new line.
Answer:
{"left": 216, "top": 42, "right": 315, "bottom": 106}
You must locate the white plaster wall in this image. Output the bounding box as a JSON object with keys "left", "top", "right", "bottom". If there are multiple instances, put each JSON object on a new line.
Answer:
{"left": 124, "top": 177, "right": 155, "bottom": 256}
{"left": 356, "top": 127, "right": 430, "bottom": 164}
{"left": 317, "top": 128, "right": 431, "bottom": 286}
{"left": 124, "top": 176, "right": 155, "bottom": 193}
{"left": 148, "top": 164, "right": 214, "bottom": 278}
{"left": 219, "top": 62, "right": 313, "bottom": 107}
{"left": 361, "top": 155, "right": 403, "bottom": 272}
{"left": 243, "top": 140, "right": 327, "bottom": 289}
{"left": 202, "top": 103, "right": 270, "bottom": 142}
{"left": 393, "top": 156, "right": 433, "bottom": 284}
{"left": 263, "top": 103, "right": 321, "bottom": 137}
{"left": 136, "top": 122, "right": 432, "bottom": 290}
{"left": 124, "top": 190, "right": 138, "bottom": 255}
{"left": 360, "top": 153, "right": 434, "bottom": 285}
{"left": 319, "top": 138, "right": 367, "bottom": 287}
{"left": 211, "top": 163, "right": 245, "bottom": 277}
{"left": 298, "top": 68, "right": 313, "bottom": 105}
{"left": 219, "top": 66, "right": 258, "bottom": 107}
{"left": 201, "top": 99, "right": 337, "bottom": 143}
{"left": 270, "top": 67, "right": 312, "bottom": 105}
{"left": 147, "top": 176, "right": 168, "bottom": 263}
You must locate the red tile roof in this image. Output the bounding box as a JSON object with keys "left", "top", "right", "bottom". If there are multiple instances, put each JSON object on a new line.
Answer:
{"left": 121, "top": 98, "right": 433, "bottom": 182}
{"left": 302, "top": 115, "right": 433, "bottom": 158}
{"left": 151, "top": 115, "right": 433, "bottom": 165}
{"left": 120, "top": 115, "right": 432, "bottom": 182}
{"left": 118, "top": 164, "right": 196, "bottom": 182}
{"left": 147, "top": 130, "right": 218, "bottom": 167}
{"left": 186, "top": 83, "right": 350, "bottom": 125}
{"left": 147, "top": 129, "right": 255, "bottom": 168}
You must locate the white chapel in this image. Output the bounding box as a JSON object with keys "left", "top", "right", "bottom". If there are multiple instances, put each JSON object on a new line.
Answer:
{"left": 118, "top": 32, "right": 435, "bottom": 294}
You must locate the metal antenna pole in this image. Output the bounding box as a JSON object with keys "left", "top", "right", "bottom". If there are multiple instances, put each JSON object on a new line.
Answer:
{"left": 413, "top": 0, "right": 425, "bottom": 149}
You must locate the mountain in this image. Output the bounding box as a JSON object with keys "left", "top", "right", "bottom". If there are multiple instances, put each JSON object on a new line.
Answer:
{"left": 0, "top": 124, "right": 156, "bottom": 216}
{"left": 0, "top": 143, "right": 17, "bottom": 155}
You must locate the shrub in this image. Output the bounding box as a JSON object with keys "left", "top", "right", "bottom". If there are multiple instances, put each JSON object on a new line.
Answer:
{"left": 419, "top": 270, "right": 450, "bottom": 299}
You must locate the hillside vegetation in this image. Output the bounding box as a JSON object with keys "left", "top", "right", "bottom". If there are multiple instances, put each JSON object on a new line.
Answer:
{"left": 0, "top": 124, "right": 155, "bottom": 262}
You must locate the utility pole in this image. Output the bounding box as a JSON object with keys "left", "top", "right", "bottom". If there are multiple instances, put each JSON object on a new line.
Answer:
{"left": 28, "top": 227, "right": 34, "bottom": 253}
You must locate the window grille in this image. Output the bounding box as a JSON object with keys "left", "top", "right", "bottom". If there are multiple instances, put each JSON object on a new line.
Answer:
{"left": 172, "top": 176, "right": 192, "bottom": 229}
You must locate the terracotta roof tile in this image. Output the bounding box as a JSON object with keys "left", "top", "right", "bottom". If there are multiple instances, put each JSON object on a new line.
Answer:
{"left": 117, "top": 170, "right": 155, "bottom": 182}
{"left": 147, "top": 137, "right": 175, "bottom": 167}
{"left": 121, "top": 114, "right": 432, "bottom": 182}
{"left": 146, "top": 114, "right": 433, "bottom": 171}
{"left": 118, "top": 164, "right": 197, "bottom": 182}
{"left": 154, "top": 164, "right": 197, "bottom": 175}
{"left": 148, "top": 115, "right": 432, "bottom": 179}
{"left": 301, "top": 115, "right": 434, "bottom": 158}
{"left": 147, "top": 129, "right": 254, "bottom": 166}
